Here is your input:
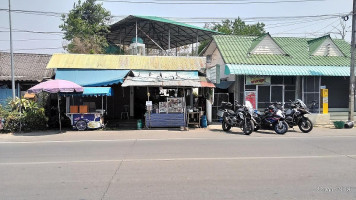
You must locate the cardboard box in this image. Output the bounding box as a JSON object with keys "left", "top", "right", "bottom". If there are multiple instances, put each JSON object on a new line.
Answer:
{"left": 79, "top": 105, "right": 88, "bottom": 113}
{"left": 70, "top": 105, "right": 79, "bottom": 113}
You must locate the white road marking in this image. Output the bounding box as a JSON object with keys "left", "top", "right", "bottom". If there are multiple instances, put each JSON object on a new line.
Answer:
{"left": 1, "top": 155, "right": 355, "bottom": 165}
{"left": 1, "top": 135, "right": 356, "bottom": 144}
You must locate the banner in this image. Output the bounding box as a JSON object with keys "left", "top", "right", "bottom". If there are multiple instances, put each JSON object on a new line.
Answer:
{"left": 246, "top": 76, "right": 271, "bottom": 85}
{"left": 245, "top": 91, "right": 257, "bottom": 109}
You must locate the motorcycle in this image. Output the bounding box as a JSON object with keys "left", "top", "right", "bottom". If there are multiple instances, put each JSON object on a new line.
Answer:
{"left": 285, "top": 99, "right": 313, "bottom": 133}
{"left": 217, "top": 100, "right": 254, "bottom": 135}
{"left": 253, "top": 102, "right": 288, "bottom": 134}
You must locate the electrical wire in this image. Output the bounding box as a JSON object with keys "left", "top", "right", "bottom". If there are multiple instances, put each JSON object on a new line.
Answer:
{"left": 0, "top": 47, "right": 64, "bottom": 51}
{"left": 98, "top": 0, "right": 326, "bottom": 5}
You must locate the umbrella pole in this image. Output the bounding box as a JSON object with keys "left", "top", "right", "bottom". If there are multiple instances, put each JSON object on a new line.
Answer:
{"left": 58, "top": 93, "right": 61, "bottom": 132}
{"left": 102, "top": 96, "right": 104, "bottom": 115}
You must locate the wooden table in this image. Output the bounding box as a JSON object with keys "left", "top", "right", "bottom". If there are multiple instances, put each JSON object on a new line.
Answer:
{"left": 187, "top": 112, "right": 200, "bottom": 127}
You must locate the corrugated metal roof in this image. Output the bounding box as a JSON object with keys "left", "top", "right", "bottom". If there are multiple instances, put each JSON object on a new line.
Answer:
{"left": 225, "top": 64, "right": 350, "bottom": 76}
{"left": 0, "top": 52, "right": 53, "bottom": 81}
{"left": 47, "top": 54, "right": 205, "bottom": 71}
{"left": 133, "top": 15, "right": 220, "bottom": 33}
{"left": 108, "top": 15, "right": 222, "bottom": 50}
{"left": 213, "top": 35, "right": 351, "bottom": 66}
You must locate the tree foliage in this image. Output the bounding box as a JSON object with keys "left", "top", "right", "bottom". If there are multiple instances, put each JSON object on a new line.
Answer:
{"left": 212, "top": 18, "right": 265, "bottom": 35}
{"left": 60, "top": 0, "right": 111, "bottom": 54}
{"left": 198, "top": 18, "right": 266, "bottom": 54}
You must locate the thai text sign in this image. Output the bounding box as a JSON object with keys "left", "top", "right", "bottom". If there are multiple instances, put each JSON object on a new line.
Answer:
{"left": 246, "top": 76, "right": 271, "bottom": 85}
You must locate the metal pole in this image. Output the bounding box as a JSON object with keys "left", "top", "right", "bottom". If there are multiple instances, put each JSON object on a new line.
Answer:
{"left": 8, "top": 0, "right": 15, "bottom": 100}
{"left": 168, "top": 29, "right": 170, "bottom": 54}
{"left": 349, "top": 0, "right": 356, "bottom": 122}
{"left": 196, "top": 32, "right": 199, "bottom": 56}
{"left": 136, "top": 20, "right": 138, "bottom": 54}
{"left": 58, "top": 94, "right": 61, "bottom": 132}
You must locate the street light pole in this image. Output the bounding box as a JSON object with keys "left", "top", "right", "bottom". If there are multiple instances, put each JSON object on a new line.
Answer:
{"left": 8, "top": 0, "right": 15, "bottom": 100}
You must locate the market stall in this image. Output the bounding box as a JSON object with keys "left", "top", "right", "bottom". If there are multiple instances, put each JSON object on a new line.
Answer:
{"left": 63, "top": 87, "right": 112, "bottom": 131}
{"left": 122, "top": 70, "right": 214, "bottom": 128}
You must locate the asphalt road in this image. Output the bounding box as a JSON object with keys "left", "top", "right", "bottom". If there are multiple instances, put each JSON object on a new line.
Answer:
{"left": 1, "top": 128, "right": 356, "bottom": 200}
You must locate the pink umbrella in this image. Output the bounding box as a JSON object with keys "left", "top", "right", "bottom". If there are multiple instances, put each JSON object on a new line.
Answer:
{"left": 28, "top": 79, "right": 84, "bottom": 132}
{"left": 28, "top": 79, "right": 83, "bottom": 94}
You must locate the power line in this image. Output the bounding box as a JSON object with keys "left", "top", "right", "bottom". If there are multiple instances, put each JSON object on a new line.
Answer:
{"left": 0, "top": 47, "right": 64, "bottom": 51}
{"left": 0, "top": 38, "right": 62, "bottom": 42}
{"left": 98, "top": 0, "right": 326, "bottom": 5}
{"left": 0, "top": 7, "right": 349, "bottom": 23}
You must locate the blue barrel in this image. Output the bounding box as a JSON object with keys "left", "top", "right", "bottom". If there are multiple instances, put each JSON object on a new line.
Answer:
{"left": 201, "top": 115, "right": 207, "bottom": 128}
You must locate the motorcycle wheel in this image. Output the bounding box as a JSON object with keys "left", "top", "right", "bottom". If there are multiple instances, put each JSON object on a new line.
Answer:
{"left": 298, "top": 118, "right": 313, "bottom": 133}
{"left": 222, "top": 121, "right": 231, "bottom": 132}
{"left": 274, "top": 121, "right": 288, "bottom": 135}
{"left": 242, "top": 120, "right": 254, "bottom": 135}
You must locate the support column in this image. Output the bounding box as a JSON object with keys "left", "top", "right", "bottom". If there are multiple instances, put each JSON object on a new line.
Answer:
{"left": 234, "top": 75, "right": 240, "bottom": 103}
{"left": 295, "top": 76, "right": 302, "bottom": 99}
{"left": 17, "top": 82, "right": 20, "bottom": 97}
{"left": 130, "top": 86, "right": 134, "bottom": 117}
{"left": 189, "top": 89, "right": 194, "bottom": 107}
{"left": 196, "top": 32, "right": 199, "bottom": 56}
{"left": 66, "top": 97, "right": 70, "bottom": 113}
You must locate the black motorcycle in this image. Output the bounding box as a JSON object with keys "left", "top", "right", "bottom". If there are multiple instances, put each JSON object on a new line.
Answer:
{"left": 217, "top": 101, "right": 254, "bottom": 135}
{"left": 285, "top": 99, "right": 313, "bottom": 133}
{"left": 253, "top": 103, "right": 288, "bottom": 135}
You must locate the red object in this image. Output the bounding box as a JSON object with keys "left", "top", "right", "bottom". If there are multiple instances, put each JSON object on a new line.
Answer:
{"left": 245, "top": 91, "right": 257, "bottom": 109}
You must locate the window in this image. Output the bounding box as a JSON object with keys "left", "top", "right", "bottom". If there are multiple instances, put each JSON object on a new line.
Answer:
{"left": 206, "top": 55, "right": 212, "bottom": 63}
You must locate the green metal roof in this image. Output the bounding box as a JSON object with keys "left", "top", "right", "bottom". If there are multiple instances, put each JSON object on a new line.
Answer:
{"left": 307, "top": 34, "right": 345, "bottom": 56}
{"left": 307, "top": 35, "right": 330, "bottom": 55}
{"left": 108, "top": 15, "right": 222, "bottom": 50}
{"left": 226, "top": 64, "right": 350, "bottom": 76}
{"left": 247, "top": 33, "right": 267, "bottom": 53}
{"left": 133, "top": 15, "right": 220, "bottom": 34}
{"left": 214, "top": 35, "right": 351, "bottom": 66}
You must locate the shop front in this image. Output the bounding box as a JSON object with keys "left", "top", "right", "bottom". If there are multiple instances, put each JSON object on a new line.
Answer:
{"left": 122, "top": 70, "right": 214, "bottom": 128}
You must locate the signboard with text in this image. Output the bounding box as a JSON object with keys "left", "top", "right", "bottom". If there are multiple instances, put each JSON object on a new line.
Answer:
{"left": 246, "top": 76, "right": 271, "bottom": 85}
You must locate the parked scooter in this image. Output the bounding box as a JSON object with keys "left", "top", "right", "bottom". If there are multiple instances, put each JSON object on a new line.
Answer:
{"left": 253, "top": 102, "right": 288, "bottom": 134}
{"left": 285, "top": 99, "right": 313, "bottom": 133}
{"left": 217, "top": 100, "right": 254, "bottom": 135}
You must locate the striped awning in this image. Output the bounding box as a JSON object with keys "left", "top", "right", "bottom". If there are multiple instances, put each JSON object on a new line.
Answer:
{"left": 225, "top": 64, "right": 350, "bottom": 76}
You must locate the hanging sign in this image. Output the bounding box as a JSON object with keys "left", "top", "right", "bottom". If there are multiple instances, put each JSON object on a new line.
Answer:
{"left": 244, "top": 91, "right": 257, "bottom": 109}
{"left": 207, "top": 65, "right": 220, "bottom": 84}
{"left": 246, "top": 76, "right": 271, "bottom": 85}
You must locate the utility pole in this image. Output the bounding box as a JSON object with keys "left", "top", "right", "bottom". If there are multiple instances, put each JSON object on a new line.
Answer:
{"left": 349, "top": 0, "right": 356, "bottom": 122}
{"left": 8, "top": 0, "right": 15, "bottom": 100}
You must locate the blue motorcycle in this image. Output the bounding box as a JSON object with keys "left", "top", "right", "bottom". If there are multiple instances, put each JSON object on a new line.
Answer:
{"left": 252, "top": 103, "right": 288, "bottom": 134}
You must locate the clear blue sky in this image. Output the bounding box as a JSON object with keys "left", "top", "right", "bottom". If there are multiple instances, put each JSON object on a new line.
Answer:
{"left": 0, "top": 0, "right": 352, "bottom": 54}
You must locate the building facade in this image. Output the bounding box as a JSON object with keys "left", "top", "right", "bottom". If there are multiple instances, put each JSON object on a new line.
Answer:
{"left": 203, "top": 34, "right": 354, "bottom": 115}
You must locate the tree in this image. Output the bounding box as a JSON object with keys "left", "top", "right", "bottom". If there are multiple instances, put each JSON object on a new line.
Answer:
{"left": 332, "top": 19, "right": 350, "bottom": 40}
{"left": 60, "top": 0, "right": 111, "bottom": 54}
{"left": 212, "top": 18, "right": 265, "bottom": 35}
{"left": 198, "top": 18, "right": 266, "bottom": 54}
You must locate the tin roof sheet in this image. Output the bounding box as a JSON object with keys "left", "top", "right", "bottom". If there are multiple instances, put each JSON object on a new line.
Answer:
{"left": 47, "top": 54, "right": 205, "bottom": 71}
